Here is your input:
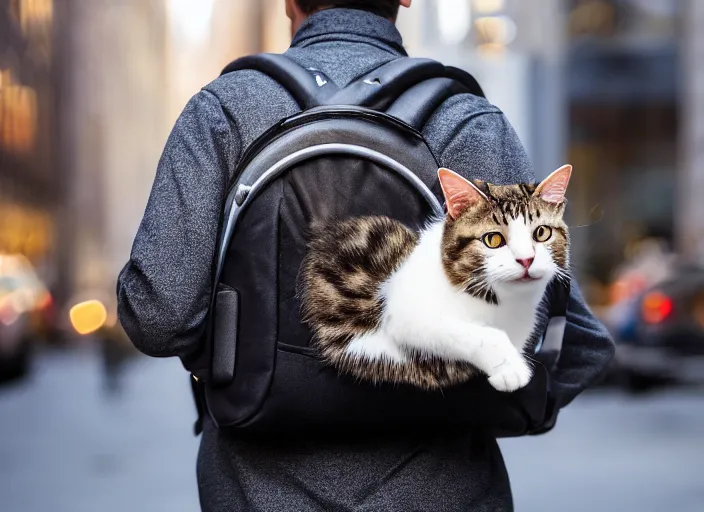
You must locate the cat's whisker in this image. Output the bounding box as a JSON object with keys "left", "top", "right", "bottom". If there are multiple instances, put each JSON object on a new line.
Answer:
{"left": 465, "top": 275, "right": 493, "bottom": 295}
{"left": 523, "top": 357, "right": 538, "bottom": 374}
{"left": 553, "top": 268, "right": 572, "bottom": 286}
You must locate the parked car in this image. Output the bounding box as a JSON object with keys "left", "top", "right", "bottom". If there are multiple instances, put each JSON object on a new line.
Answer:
{"left": 0, "top": 301, "right": 31, "bottom": 383}
{"left": 615, "top": 263, "right": 704, "bottom": 392}
{"left": 0, "top": 253, "right": 50, "bottom": 383}
{"left": 597, "top": 238, "right": 675, "bottom": 389}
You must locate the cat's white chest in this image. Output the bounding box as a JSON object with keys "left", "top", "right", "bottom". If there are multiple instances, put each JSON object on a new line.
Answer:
{"left": 464, "top": 295, "right": 539, "bottom": 350}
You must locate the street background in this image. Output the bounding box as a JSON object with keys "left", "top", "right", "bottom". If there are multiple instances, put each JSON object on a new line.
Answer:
{"left": 1, "top": 0, "right": 704, "bottom": 511}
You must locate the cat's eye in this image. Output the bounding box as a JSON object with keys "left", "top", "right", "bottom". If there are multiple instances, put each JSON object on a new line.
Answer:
{"left": 482, "top": 232, "right": 505, "bottom": 249}
{"left": 534, "top": 225, "right": 553, "bottom": 243}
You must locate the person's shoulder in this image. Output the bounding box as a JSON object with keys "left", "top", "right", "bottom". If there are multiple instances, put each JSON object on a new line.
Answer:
{"left": 432, "top": 92, "right": 505, "bottom": 125}
{"left": 424, "top": 92, "right": 512, "bottom": 147}
{"left": 203, "top": 68, "right": 291, "bottom": 105}
{"left": 198, "top": 66, "right": 300, "bottom": 144}
{"left": 423, "top": 91, "right": 534, "bottom": 182}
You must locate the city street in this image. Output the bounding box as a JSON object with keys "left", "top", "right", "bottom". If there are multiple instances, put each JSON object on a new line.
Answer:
{"left": 0, "top": 348, "right": 702, "bottom": 512}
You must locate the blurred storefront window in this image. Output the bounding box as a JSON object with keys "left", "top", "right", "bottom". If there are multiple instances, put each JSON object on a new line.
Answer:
{"left": 9, "top": 0, "right": 53, "bottom": 64}
{"left": 0, "top": 202, "right": 52, "bottom": 259}
{"left": 0, "top": 69, "right": 38, "bottom": 154}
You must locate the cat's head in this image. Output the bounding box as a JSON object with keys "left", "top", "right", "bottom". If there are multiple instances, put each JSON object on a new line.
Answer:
{"left": 438, "top": 165, "right": 572, "bottom": 303}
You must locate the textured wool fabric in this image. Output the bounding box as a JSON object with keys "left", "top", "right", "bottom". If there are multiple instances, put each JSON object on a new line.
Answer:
{"left": 117, "top": 8, "right": 614, "bottom": 512}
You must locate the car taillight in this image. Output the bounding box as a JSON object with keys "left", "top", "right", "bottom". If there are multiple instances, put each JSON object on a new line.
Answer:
{"left": 642, "top": 291, "right": 672, "bottom": 324}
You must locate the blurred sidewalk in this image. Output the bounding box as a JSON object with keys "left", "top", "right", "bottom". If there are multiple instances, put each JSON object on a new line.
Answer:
{"left": 0, "top": 348, "right": 200, "bottom": 512}
{"left": 501, "top": 387, "right": 704, "bottom": 512}
{"left": 0, "top": 348, "right": 702, "bottom": 512}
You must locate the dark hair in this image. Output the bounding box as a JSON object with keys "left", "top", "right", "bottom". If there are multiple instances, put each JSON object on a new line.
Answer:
{"left": 295, "top": 0, "right": 400, "bottom": 19}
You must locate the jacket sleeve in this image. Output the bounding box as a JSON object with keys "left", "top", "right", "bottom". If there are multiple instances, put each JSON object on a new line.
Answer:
{"left": 431, "top": 97, "right": 615, "bottom": 418}
{"left": 552, "top": 282, "right": 615, "bottom": 408}
{"left": 117, "top": 90, "right": 240, "bottom": 359}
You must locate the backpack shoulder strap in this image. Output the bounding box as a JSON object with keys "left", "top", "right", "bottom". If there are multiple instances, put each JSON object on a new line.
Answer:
{"left": 445, "top": 66, "right": 485, "bottom": 98}
{"left": 382, "top": 62, "right": 486, "bottom": 130}
{"left": 221, "top": 53, "right": 338, "bottom": 110}
{"left": 220, "top": 54, "right": 485, "bottom": 128}
{"left": 325, "top": 57, "right": 486, "bottom": 130}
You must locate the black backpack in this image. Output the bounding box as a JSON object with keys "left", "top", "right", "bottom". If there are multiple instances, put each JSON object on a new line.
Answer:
{"left": 184, "top": 54, "right": 569, "bottom": 436}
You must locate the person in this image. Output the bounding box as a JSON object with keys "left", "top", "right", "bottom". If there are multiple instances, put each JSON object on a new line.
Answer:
{"left": 117, "top": 1, "right": 615, "bottom": 510}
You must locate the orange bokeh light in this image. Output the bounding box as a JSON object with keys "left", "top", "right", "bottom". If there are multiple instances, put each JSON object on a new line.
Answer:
{"left": 69, "top": 300, "right": 107, "bottom": 335}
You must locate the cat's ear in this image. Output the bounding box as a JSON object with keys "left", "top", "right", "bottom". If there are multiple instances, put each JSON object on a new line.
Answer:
{"left": 534, "top": 165, "right": 572, "bottom": 204}
{"left": 438, "top": 168, "right": 488, "bottom": 220}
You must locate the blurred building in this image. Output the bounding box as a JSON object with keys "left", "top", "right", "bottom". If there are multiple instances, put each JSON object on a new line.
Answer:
{"left": 0, "top": 0, "right": 56, "bottom": 284}
{"left": 58, "top": 0, "right": 169, "bottom": 306}
{"left": 564, "top": 0, "right": 681, "bottom": 293}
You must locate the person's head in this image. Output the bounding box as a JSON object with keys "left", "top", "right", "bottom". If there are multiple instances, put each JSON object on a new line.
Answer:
{"left": 285, "top": 0, "right": 412, "bottom": 35}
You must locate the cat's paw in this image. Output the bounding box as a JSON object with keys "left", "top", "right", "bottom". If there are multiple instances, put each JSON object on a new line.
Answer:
{"left": 487, "top": 358, "right": 532, "bottom": 392}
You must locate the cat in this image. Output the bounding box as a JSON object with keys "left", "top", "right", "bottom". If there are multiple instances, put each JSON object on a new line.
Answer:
{"left": 300, "top": 165, "right": 572, "bottom": 392}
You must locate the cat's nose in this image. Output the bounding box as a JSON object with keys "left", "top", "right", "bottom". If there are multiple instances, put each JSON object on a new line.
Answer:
{"left": 516, "top": 258, "right": 534, "bottom": 269}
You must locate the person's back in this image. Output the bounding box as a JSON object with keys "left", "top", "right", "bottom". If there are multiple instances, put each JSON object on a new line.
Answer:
{"left": 117, "top": 2, "right": 614, "bottom": 510}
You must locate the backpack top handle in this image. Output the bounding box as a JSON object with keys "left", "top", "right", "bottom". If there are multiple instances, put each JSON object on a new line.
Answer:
{"left": 325, "top": 57, "right": 446, "bottom": 109}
